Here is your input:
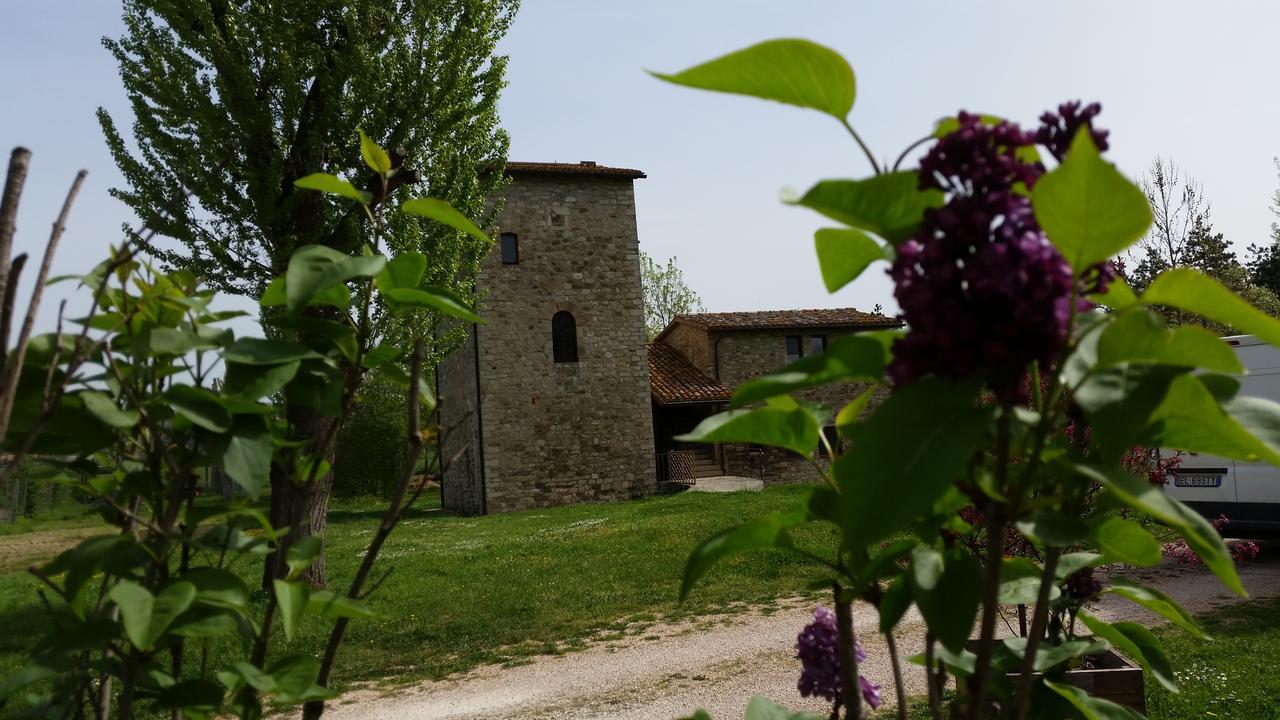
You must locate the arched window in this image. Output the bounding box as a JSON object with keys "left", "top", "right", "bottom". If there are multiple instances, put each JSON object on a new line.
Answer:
{"left": 552, "top": 311, "right": 578, "bottom": 363}
{"left": 500, "top": 232, "right": 519, "bottom": 264}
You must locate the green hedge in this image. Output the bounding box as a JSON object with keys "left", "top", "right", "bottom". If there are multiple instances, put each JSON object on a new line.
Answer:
{"left": 333, "top": 373, "right": 410, "bottom": 498}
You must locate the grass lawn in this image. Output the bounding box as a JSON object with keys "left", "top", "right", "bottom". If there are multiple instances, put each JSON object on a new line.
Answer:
{"left": 883, "top": 595, "right": 1280, "bottom": 719}
{"left": 0, "top": 484, "right": 836, "bottom": 690}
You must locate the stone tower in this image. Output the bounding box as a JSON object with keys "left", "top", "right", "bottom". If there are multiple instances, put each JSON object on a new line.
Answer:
{"left": 437, "top": 162, "right": 656, "bottom": 514}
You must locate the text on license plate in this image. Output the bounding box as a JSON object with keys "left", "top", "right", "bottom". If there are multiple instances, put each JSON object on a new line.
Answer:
{"left": 1175, "top": 474, "right": 1222, "bottom": 487}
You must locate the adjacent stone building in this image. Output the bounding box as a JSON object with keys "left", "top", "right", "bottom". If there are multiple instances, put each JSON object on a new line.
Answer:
{"left": 438, "top": 161, "right": 900, "bottom": 514}
{"left": 649, "top": 309, "right": 900, "bottom": 485}
{"left": 438, "top": 162, "right": 656, "bottom": 514}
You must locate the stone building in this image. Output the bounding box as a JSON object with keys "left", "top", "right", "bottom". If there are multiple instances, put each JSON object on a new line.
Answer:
{"left": 649, "top": 309, "right": 900, "bottom": 485}
{"left": 438, "top": 162, "right": 656, "bottom": 514}
{"left": 438, "top": 161, "right": 900, "bottom": 514}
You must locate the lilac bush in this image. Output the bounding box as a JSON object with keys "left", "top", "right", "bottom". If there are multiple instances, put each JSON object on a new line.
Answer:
{"left": 796, "top": 607, "right": 882, "bottom": 710}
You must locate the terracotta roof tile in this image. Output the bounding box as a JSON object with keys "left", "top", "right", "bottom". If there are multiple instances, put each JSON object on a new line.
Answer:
{"left": 667, "top": 308, "right": 901, "bottom": 334}
{"left": 647, "top": 343, "right": 731, "bottom": 406}
{"left": 506, "top": 161, "right": 646, "bottom": 180}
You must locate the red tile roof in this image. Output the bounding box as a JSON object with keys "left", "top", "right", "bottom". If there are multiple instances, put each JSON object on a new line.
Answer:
{"left": 662, "top": 308, "right": 901, "bottom": 336}
{"left": 647, "top": 343, "right": 731, "bottom": 406}
{"left": 506, "top": 161, "right": 646, "bottom": 180}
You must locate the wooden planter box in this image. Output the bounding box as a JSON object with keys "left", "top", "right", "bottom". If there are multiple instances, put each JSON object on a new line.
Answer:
{"left": 958, "top": 640, "right": 1145, "bottom": 713}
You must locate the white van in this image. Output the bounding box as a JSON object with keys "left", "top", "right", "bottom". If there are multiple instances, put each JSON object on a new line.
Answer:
{"left": 1164, "top": 334, "right": 1280, "bottom": 537}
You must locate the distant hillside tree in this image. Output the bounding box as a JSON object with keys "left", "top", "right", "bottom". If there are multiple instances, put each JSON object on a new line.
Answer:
{"left": 1125, "top": 156, "right": 1280, "bottom": 331}
{"left": 641, "top": 252, "right": 704, "bottom": 339}
{"left": 1247, "top": 157, "right": 1280, "bottom": 296}
{"left": 98, "top": 0, "right": 519, "bottom": 586}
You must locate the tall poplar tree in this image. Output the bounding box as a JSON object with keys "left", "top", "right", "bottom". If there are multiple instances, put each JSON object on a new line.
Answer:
{"left": 99, "top": 0, "right": 519, "bottom": 585}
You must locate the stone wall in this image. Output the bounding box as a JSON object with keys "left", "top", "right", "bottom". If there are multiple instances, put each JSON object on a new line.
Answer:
{"left": 660, "top": 322, "right": 713, "bottom": 377}
{"left": 459, "top": 172, "right": 655, "bottom": 512}
{"left": 710, "top": 328, "right": 878, "bottom": 485}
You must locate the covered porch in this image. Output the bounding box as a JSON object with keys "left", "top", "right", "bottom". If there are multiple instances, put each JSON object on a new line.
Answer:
{"left": 647, "top": 343, "right": 734, "bottom": 484}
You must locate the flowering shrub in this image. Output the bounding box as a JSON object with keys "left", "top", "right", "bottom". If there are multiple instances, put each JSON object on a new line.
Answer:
{"left": 656, "top": 38, "right": 1280, "bottom": 720}
{"left": 796, "top": 607, "right": 881, "bottom": 711}
{"left": 1163, "top": 515, "right": 1261, "bottom": 566}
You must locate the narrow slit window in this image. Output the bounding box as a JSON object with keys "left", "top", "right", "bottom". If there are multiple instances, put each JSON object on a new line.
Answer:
{"left": 552, "top": 311, "right": 578, "bottom": 363}
{"left": 500, "top": 232, "right": 519, "bottom": 265}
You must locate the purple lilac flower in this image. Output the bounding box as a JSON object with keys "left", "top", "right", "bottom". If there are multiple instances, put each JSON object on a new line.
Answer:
{"left": 918, "top": 112, "right": 1042, "bottom": 195}
{"left": 1035, "top": 100, "right": 1110, "bottom": 162}
{"left": 1064, "top": 567, "right": 1104, "bottom": 602}
{"left": 795, "top": 606, "right": 882, "bottom": 710}
{"left": 889, "top": 105, "right": 1113, "bottom": 402}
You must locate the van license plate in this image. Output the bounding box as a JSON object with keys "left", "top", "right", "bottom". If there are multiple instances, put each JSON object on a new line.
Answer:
{"left": 1175, "top": 474, "right": 1222, "bottom": 487}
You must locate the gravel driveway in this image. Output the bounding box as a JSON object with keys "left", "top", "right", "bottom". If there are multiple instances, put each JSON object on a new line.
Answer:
{"left": 323, "top": 547, "right": 1280, "bottom": 720}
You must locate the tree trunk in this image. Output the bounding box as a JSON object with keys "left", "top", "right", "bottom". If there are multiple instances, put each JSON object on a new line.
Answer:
{"left": 262, "top": 407, "right": 341, "bottom": 589}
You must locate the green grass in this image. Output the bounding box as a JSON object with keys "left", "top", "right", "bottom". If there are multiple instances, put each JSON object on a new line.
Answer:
{"left": 0, "top": 485, "right": 836, "bottom": 690}
{"left": 1145, "top": 595, "right": 1280, "bottom": 719}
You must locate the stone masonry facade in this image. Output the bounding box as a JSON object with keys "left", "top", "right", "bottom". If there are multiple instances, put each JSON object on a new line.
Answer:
{"left": 652, "top": 315, "right": 897, "bottom": 486}
{"left": 438, "top": 165, "right": 656, "bottom": 514}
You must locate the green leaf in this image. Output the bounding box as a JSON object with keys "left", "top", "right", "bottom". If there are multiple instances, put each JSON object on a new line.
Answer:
{"left": 909, "top": 547, "right": 981, "bottom": 653}
{"left": 1014, "top": 511, "right": 1089, "bottom": 547}
{"left": 1081, "top": 462, "right": 1243, "bottom": 595}
{"left": 80, "top": 390, "right": 138, "bottom": 429}
{"left": 272, "top": 580, "right": 309, "bottom": 641}
{"left": 260, "top": 274, "right": 350, "bottom": 311}
{"left": 1055, "top": 552, "right": 1104, "bottom": 582}
{"left": 1143, "top": 267, "right": 1280, "bottom": 345}
{"left": 999, "top": 556, "right": 1061, "bottom": 605}
{"left": 225, "top": 338, "right": 323, "bottom": 366}
{"left": 1105, "top": 577, "right": 1206, "bottom": 638}
{"left": 742, "top": 695, "right": 828, "bottom": 720}
{"left": 306, "top": 590, "right": 376, "bottom": 620}
{"left": 834, "top": 385, "right": 879, "bottom": 439}
{"left": 814, "top": 227, "right": 887, "bottom": 292}
{"left": 732, "top": 335, "right": 887, "bottom": 407}
{"left": 165, "top": 385, "right": 232, "bottom": 433}
{"left": 153, "top": 679, "right": 225, "bottom": 714}
{"left": 1045, "top": 679, "right": 1146, "bottom": 720}
{"left": 218, "top": 415, "right": 273, "bottom": 495}
{"left": 878, "top": 576, "right": 913, "bottom": 634}
{"left": 1093, "top": 516, "right": 1162, "bottom": 567}
{"left": 1096, "top": 309, "right": 1243, "bottom": 374}
{"left": 677, "top": 405, "right": 820, "bottom": 457}
{"left": 400, "top": 198, "right": 489, "bottom": 244}
{"left": 1151, "top": 374, "right": 1280, "bottom": 466}
{"left": 294, "top": 173, "right": 372, "bottom": 205}
{"left": 286, "top": 536, "right": 324, "bottom": 580}
{"left": 790, "top": 173, "right": 944, "bottom": 245}
{"left": 109, "top": 580, "right": 196, "bottom": 650}
{"left": 381, "top": 285, "right": 483, "bottom": 323}
{"left": 183, "top": 567, "right": 251, "bottom": 611}
{"left": 1003, "top": 637, "right": 1106, "bottom": 672}
{"left": 223, "top": 360, "right": 301, "bottom": 400}
{"left": 650, "top": 39, "right": 855, "bottom": 121}
{"left": 1031, "top": 129, "right": 1152, "bottom": 272}
{"left": 358, "top": 129, "right": 391, "bottom": 175}
{"left": 1078, "top": 610, "right": 1177, "bottom": 692}
{"left": 0, "top": 664, "right": 56, "bottom": 701}
{"left": 265, "top": 655, "right": 325, "bottom": 703}
{"left": 680, "top": 510, "right": 808, "bottom": 600}
{"left": 286, "top": 245, "right": 386, "bottom": 314}
{"left": 836, "top": 378, "right": 990, "bottom": 547}
{"left": 374, "top": 252, "right": 428, "bottom": 292}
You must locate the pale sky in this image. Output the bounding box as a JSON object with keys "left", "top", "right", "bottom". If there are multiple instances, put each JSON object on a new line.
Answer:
{"left": 2, "top": 1, "right": 1279, "bottom": 334}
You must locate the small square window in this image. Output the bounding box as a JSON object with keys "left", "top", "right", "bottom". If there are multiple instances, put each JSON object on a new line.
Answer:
{"left": 500, "top": 232, "right": 519, "bottom": 265}
{"left": 785, "top": 335, "right": 803, "bottom": 365}
{"left": 809, "top": 335, "right": 828, "bottom": 355}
